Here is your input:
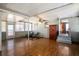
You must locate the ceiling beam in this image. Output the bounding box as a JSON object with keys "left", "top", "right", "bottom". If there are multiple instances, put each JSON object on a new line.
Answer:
{"left": 33, "top": 3, "right": 73, "bottom": 16}
{"left": 0, "top": 6, "right": 30, "bottom": 17}
{"left": 60, "top": 16, "right": 79, "bottom": 20}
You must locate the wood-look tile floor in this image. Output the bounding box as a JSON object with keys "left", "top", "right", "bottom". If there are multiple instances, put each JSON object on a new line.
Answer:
{"left": 2, "top": 38, "right": 79, "bottom": 56}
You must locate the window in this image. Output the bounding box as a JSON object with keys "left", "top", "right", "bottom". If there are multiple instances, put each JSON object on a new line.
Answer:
{"left": 1, "top": 21, "right": 6, "bottom": 32}
{"left": 8, "top": 25, "right": 14, "bottom": 36}
{"left": 25, "top": 23, "right": 28, "bottom": 31}
{"left": 15, "top": 22, "right": 24, "bottom": 31}
{"left": 29, "top": 23, "right": 32, "bottom": 31}
{"left": 32, "top": 23, "right": 38, "bottom": 31}
{"left": 25, "top": 23, "right": 32, "bottom": 31}
{"left": 7, "top": 14, "right": 14, "bottom": 22}
{"left": 66, "top": 23, "right": 69, "bottom": 31}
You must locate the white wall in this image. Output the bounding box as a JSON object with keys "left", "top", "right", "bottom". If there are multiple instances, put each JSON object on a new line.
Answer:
{"left": 29, "top": 17, "right": 49, "bottom": 38}
{"left": 68, "top": 17, "right": 79, "bottom": 42}
{"left": 69, "top": 17, "right": 79, "bottom": 32}
{"left": 37, "top": 23, "right": 49, "bottom": 38}
{"left": 15, "top": 31, "right": 27, "bottom": 38}
{"left": 38, "top": 4, "right": 79, "bottom": 22}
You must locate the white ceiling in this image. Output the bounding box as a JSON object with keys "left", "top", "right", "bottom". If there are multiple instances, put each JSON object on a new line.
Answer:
{"left": 0, "top": 3, "right": 69, "bottom": 17}
{"left": 38, "top": 3, "right": 79, "bottom": 20}
{"left": 1, "top": 3, "right": 78, "bottom": 25}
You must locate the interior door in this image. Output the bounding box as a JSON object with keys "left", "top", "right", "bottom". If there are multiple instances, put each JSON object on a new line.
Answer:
{"left": 49, "top": 25, "right": 57, "bottom": 40}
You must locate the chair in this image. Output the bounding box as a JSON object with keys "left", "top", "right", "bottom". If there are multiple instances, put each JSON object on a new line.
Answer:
{"left": 34, "top": 32, "right": 40, "bottom": 39}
